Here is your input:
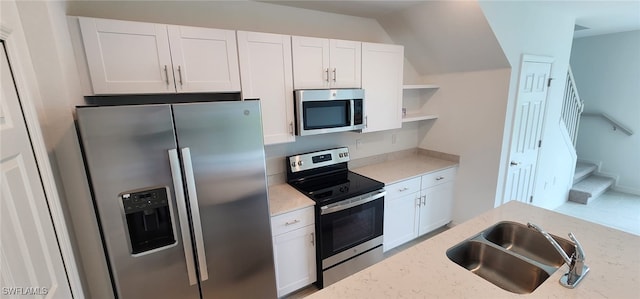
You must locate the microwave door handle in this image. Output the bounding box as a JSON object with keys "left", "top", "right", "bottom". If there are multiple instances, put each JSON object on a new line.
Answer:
{"left": 181, "top": 147, "right": 209, "bottom": 282}
{"left": 350, "top": 100, "right": 355, "bottom": 126}
{"left": 168, "top": 149, "right": 198, "bottom": 286}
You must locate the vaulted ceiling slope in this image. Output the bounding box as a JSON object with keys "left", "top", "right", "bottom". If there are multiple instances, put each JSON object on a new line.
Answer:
{"left": 263, "top": 1, "right": 509, "bottom": 76}
{"left": 377, "top": 1, "right": 509, "bottom": 75}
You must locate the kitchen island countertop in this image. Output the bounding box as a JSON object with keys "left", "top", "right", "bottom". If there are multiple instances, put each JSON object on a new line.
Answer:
{"left": 307, "top": 201, "right": 640, "bottom": 298}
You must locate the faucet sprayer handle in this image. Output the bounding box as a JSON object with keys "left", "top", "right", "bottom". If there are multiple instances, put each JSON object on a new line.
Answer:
{"left": 568, "top": 232, "right": 585, "bottom": 260}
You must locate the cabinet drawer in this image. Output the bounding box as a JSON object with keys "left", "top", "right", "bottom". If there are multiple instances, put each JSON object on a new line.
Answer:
{"left": 421, "top": 167, "right": 457, "bottom": 189}
{"left": 385, "top": 177, "right": 421, "bottom": 199}
{"left": 271, "top": 206, "right": 315, "bottom": 236}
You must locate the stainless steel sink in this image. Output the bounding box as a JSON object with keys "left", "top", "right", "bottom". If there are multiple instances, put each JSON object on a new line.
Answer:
{"left": 483, "top": 221, "right": 575, "bottom": 268}
{"left": 446, "top": 221, "right": 576, "bottom": 294}
{"left": 446, "top": 240, "right": 550, "bottom": 294}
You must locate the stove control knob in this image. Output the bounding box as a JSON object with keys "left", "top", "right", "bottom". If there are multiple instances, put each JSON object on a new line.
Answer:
{"left": 344, "top": 152, "right": 349, "bottom": 157}
{"left": 291, "top": 162, "right": 296, "bottom": 168}
{"left": 339, "top": 153, "right": 344, "bottom": 158}
{"left": 297, "top": 161, "right": 304, "bottom": 166}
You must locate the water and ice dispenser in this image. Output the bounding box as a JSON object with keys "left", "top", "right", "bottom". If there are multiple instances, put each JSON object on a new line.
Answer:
{"left": 121, "top": 187, "right": 175, "bottom": 254}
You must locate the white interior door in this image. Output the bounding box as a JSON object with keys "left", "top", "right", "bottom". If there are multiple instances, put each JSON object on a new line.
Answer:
{"left": 0, "top": 43, "right": 72, "bottom": 298}
{"left": 504, "top": 55, "right": 552, "bottom": 204}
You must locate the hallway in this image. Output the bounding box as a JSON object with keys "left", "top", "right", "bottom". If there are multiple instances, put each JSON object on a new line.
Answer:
{"left": 555, "top": 190, "right": 640, "bottom": 235}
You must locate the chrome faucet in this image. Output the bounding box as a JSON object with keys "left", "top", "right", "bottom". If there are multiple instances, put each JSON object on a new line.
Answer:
{"left": 527, "top": 223, "right": 590, "bottom": 288}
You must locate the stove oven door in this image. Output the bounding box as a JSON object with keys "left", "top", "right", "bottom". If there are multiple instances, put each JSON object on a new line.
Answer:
{"left": 319, "top": 190, "right": 384, "bottom": 262}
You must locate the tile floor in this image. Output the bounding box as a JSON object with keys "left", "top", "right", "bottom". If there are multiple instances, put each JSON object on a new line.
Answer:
{"left": 554, "top": 190, "right": 640, "bottom": 236}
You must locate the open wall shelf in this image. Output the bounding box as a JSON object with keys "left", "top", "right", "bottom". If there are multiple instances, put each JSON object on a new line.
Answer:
{"left": 402, "top": 84, "right": 440, "bottom": 123}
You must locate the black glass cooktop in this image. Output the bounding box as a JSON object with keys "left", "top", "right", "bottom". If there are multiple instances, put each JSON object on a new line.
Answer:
{"left": 289, "top": 170, "right": 384, "bottom": 205}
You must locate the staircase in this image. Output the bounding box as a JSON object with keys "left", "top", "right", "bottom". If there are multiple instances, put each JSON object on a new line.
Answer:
{"left": 569, "top": 161, "right": 614, "bottom": 204}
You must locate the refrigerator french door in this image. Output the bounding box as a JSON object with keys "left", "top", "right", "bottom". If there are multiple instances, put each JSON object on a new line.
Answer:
{"left": 76, "top": 101, "right": 277, "bottom": 299}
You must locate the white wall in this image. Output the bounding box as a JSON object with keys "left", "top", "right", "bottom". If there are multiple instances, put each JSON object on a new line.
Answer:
{"left": 14, "top": 1, "right": 420, "bottom": 297}
{"left": 419, "top": 69, "right": 511, "bottom": 224}
{"left": 479, "top": 1, "right": 577, "bottom": 210}
{"left": 571, "top": 30, "right": 640, "bottom": 194}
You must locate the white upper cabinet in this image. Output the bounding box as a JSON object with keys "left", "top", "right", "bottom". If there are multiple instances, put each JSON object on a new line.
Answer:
{"left": 291, "top": 36, "right": 361, "bottom": 89}
{"left": 237, "top": 31, "right": 295, "bottom": 145}
{"left": 79, "top": 17, "right": 240, "bottom": 94}
{"left": 361, "top": 42, "right": 404, "bottom": 133}
{"left": 79, "top": 17, "right": 174, "bottom": 94}
{"left": 168, "top": 26, "right": 240, "bottom": 93}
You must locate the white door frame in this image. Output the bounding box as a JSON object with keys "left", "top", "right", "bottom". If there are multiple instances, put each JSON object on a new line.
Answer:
{"left": 501, "top": 54, "right": 554, "bottom": 205}
{"left": 1, "top": 14, "right": 84, "bottom": 298}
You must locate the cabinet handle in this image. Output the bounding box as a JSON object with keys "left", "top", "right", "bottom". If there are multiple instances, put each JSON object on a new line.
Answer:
{"left": 332, "top": 68, "right": 337, "bottom": 82}
{"left": 422, "top": 195, "right": 427, "bottom": 206}
{"left": 164, "top": 65, "right": 169, "bottom": 86}
{"left": 436, "top": 176, "right": 445, "bottom": 181}
{"left": 365, "top": 116, "right": 368, "bottom": 128}
{"left": 416, "top": 196, "right": 421, "bottom": 207}
{"left": 285, "top": 219, "right": 300, "bottom": 226}
{"left": 324, "top": 68, "right": 329, "bottom": 82}
{"left": 289, "top": 122, "right": 294, "bottom": 134}
{"left": 178, "top": 65, "right": 183, "bottom": 86}
{"left": 398, "top": 187, "right": 409, "bottom": 192}
{"left": 311, "top": 232, "right": 315, "bottom": 246}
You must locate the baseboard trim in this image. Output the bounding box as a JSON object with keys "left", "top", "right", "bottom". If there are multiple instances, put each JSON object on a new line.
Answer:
{"left": 611, "top": 186, "right": 640, "bottom": 196}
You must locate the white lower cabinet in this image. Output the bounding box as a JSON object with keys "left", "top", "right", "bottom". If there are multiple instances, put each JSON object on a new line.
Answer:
{"left": 383, "top": 168, "right": 457, "bottom": 252}
{"left": 271, "top": 207, "right": 316, "bottom": 297}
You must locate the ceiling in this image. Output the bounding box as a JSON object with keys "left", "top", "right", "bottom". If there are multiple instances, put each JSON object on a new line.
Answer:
{"left": 261, "top": 0, "right": 640, "bottom": 39}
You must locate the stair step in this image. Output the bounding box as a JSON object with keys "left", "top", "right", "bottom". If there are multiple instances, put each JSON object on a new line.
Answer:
{"left": 569, "top": 175, "right": 615, "bottom": 204}
{"left": 574, "top": 162, "right": 597, "bottom": 184}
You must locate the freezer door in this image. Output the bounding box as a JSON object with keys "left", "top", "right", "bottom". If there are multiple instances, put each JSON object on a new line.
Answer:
{"left": 173, "top": 101, "right": 277, "bottom": 299}
{"left": 76, "top": 105, "right": 199, "bottom": 299}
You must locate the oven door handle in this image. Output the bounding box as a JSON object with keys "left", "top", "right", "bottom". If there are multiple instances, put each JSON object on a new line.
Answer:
{"left": 320, "top": 189, "right": 385, "bottom": 215}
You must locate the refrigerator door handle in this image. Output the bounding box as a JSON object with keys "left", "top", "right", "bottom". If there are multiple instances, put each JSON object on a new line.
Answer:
{"left": 181, "top": 147, "right": 209, "bottom": 282}
{"left": 168, "top": 149, "right": 198, "bottom": 286}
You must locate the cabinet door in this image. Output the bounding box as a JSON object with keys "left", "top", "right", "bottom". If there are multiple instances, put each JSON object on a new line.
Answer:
{"left": 237, "top": 31, "right": 295, "bottom": 144}
{"left": 361, "top": 42, "right": 404, "bottom": 133}
{"left": 418, "top": 181, "right": 455, "bottom": 236}
{"left": 329, "top": 39, "right": 361, "bottom": 88}
{"left": 79, "top": 17, "right": 174, "bottom": 94}
{"left": 168, "top": 26, "right": 240, "bottom": 92}
{"left": 292, "top": 36, "right": 330, "bottom": 89}
{"left": 383, "top": 191, "right": 420, "bottom": 252}
{"left": 273, "top": 225, "right": 317, "bottom": 297}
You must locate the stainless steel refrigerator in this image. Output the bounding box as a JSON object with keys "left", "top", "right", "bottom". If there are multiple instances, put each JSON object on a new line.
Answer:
{"left": 76, "top": 101, "right": 277, "bottom": 299}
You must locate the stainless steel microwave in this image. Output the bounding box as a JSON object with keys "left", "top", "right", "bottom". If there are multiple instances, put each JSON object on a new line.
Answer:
{"left": 294, "top": 89, "right": 365, "bottom": 136}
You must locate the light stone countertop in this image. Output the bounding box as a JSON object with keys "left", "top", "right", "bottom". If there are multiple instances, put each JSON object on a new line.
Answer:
{"left": 268, "top": 183, "right": 314, "bottom": 216}
{"left": 307, "top": 201, "right": 640, "bottom": 298}
{"left": 352, "top": 154, "right": 458, "bottom": 184}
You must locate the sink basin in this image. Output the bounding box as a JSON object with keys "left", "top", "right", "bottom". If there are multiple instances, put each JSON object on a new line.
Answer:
{"left": 446, "top": 221, "right": 577, "bottom": 294}
{"left": 483, "top": 221, "right": 575, "bottom": 268}
{"left": 446, "top": 240, "right": 550, "bottom": 294}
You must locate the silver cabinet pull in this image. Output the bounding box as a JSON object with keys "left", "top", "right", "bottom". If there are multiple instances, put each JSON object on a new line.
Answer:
{"left": 285, "top": 219, "right": 300, "bottom": 226}
{"left": 422, "top": 195, "right": 427, "bottom": 206}
{"left": 168, "top": 149, "right": 197, "bottom": 286}
{"left": 289, "top": 122, "right": 294, "bottom": 134}
{"left": 324, "top": 68, "right": 330, "bottom": 82}
{"left": 436, "top": 176, "right": 445, "bottom": 181}
{"left": 365, "top": 116, "right": 368, "bottom": 128}
{"left": 311, "top": 232, "right": 315, "bottom": 246}
{"left": 510, "top": 161, "right": 521, "bottom": 166}
{"left": 164, "top": 65, "right": 169, "bottom": 86}
{"left": 182, "top": 147, "right": 209, "bottom": 282}
{"left": 332, "top": 68, "right": 337, "bottom": 82}
{"left": 416, "top": 196, "right": 421, "bottom": 207}
{"left": 398, "top": 187, "right": 409, "bottom": 192}
{"left": 178, "top": 65, "right": 183, "bottom": 86}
